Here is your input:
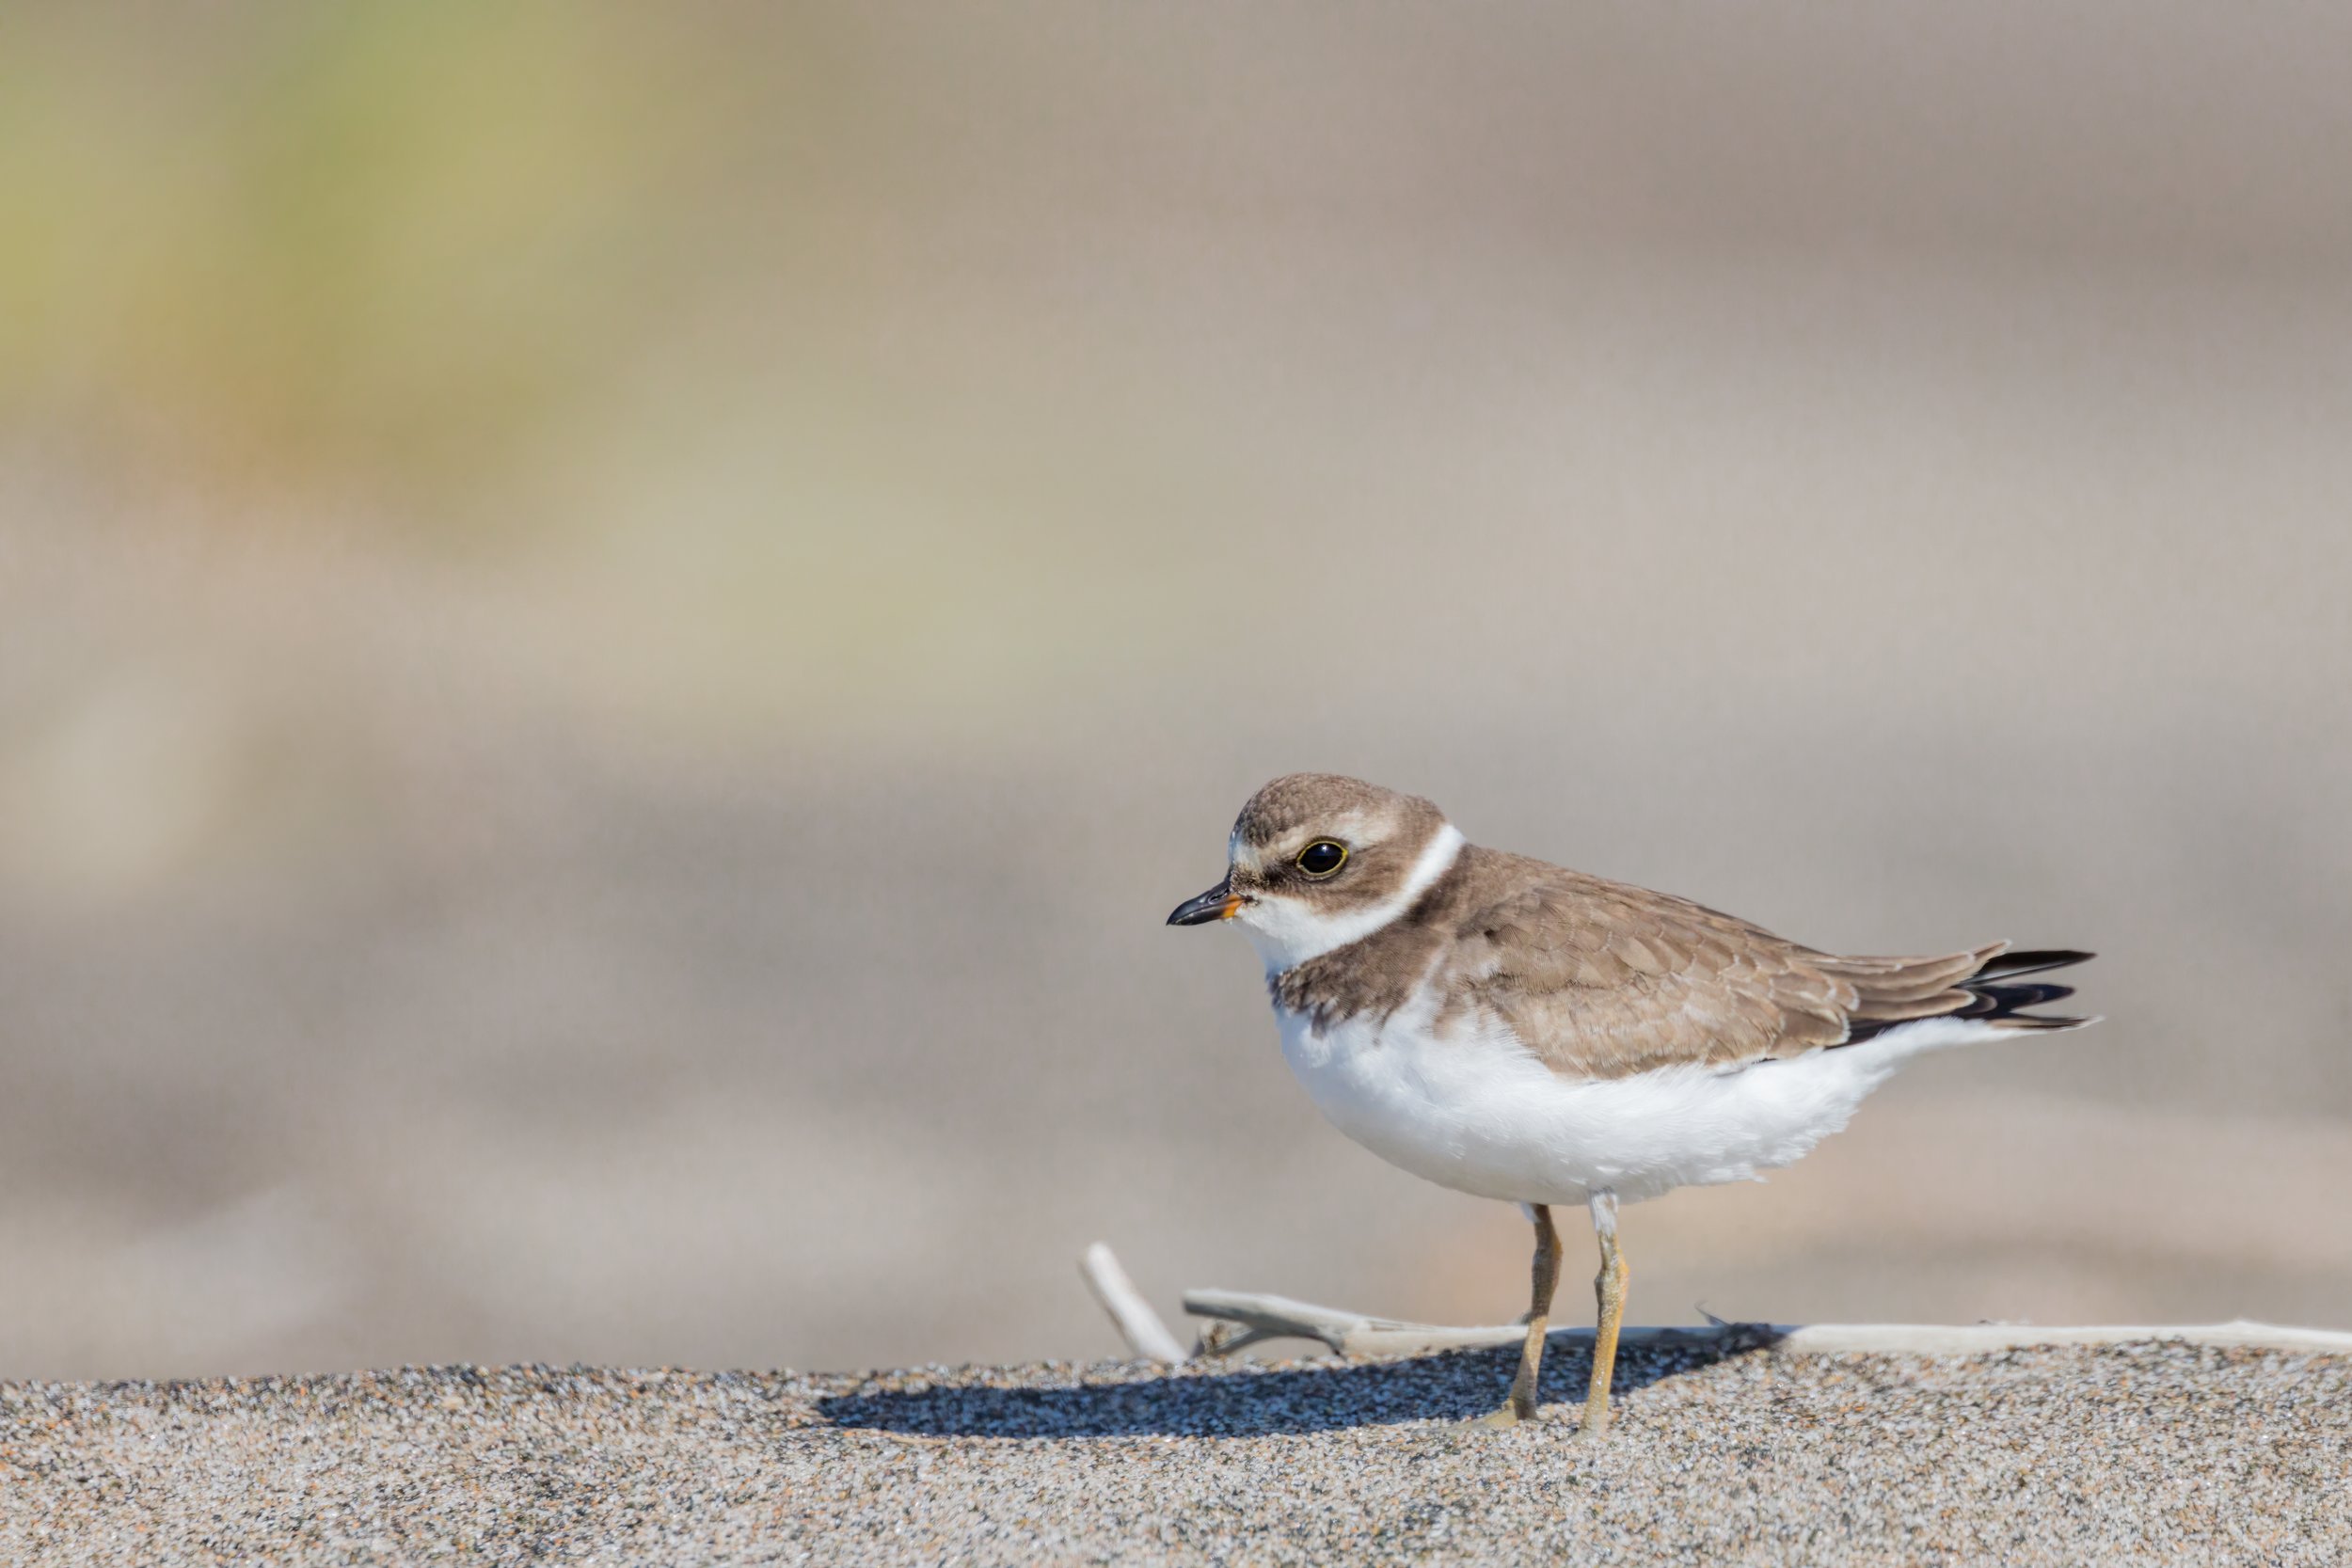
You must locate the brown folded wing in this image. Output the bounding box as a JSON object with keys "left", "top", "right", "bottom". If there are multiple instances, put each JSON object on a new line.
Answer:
{"left": 1433, "top": 850, "right": 2016, "bottom": 1080}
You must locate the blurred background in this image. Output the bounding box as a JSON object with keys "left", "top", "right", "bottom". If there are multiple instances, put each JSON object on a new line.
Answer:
{"left": 5, "top": 4, "right": 2351, "bottom": 1380}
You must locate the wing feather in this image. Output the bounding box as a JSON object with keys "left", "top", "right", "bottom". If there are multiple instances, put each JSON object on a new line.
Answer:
{"left": 1433, "top": 854, "right": 2080, "bottom": 1078}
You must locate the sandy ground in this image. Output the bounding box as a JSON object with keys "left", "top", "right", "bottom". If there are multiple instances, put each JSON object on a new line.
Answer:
{"left": 5, "top": 1339, "right": 2344, "bottom": 1566}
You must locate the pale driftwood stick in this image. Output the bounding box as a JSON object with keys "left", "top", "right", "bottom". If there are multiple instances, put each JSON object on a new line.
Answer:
{"left": 1181, "top": 1289, "right": 1772, "bottom": 1358}
{"left": 1080, "top": 1243, "right": 1188, "bottom": 1363}
{"left": 1180, "top": 1289, "right": 2352, "bottom": 1360}
{"left": 1771, "top": 1320, "right": 2352, "bottom": 1355}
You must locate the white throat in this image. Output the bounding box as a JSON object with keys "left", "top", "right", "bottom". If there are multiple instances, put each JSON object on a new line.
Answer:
{"left": 1242, "top": 822, "right": 1466, "bottom": 975}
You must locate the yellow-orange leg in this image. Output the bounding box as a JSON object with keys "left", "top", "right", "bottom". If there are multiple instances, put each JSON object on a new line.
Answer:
{"left": 1581, "top": 1190, "right": 1629, "bottom": 1438}
{"left": 1470, "top": 1203, "right": 1562, "bottom": 1429}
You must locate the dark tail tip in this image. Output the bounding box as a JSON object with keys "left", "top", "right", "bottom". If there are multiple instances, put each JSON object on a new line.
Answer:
{"left": 1965, "top": 950, "right": 2097, "bottom": 1033}
{"left": 1976, "top": 948, "right": 2095, "bottom": 982}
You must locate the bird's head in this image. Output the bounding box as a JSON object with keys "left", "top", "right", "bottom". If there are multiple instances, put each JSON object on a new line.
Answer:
{"left": 1168, "top": 772, "right": 1463, "bottom": 973}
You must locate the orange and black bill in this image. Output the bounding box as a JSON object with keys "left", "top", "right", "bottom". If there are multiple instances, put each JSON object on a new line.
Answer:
{"left": 1168, "top": 879, "right": 1241, "bottom": 926}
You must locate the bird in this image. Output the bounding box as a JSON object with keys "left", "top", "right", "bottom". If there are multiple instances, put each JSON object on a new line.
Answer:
{"left": 1168, "top": 772, "right": 2093, "bottom": 1436}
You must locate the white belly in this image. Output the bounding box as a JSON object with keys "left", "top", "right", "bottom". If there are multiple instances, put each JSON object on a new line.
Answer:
{"left": 1275, "top": 994, "right": 1993, "bottom": 1206}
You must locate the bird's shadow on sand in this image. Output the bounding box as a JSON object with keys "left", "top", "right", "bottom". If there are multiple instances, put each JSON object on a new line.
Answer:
{"left": 817, "top": 1330, "right": 1782, "bottom": 1439}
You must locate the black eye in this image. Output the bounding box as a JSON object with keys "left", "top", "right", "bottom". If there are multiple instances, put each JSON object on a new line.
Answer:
{"left": 1296, "top": 840, "right": 1348, "bottom": 878}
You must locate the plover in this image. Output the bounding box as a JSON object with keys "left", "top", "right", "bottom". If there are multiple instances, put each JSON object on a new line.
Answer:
{"left": 1168, "top": 773, "right": 2093, "bottom": 1435}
